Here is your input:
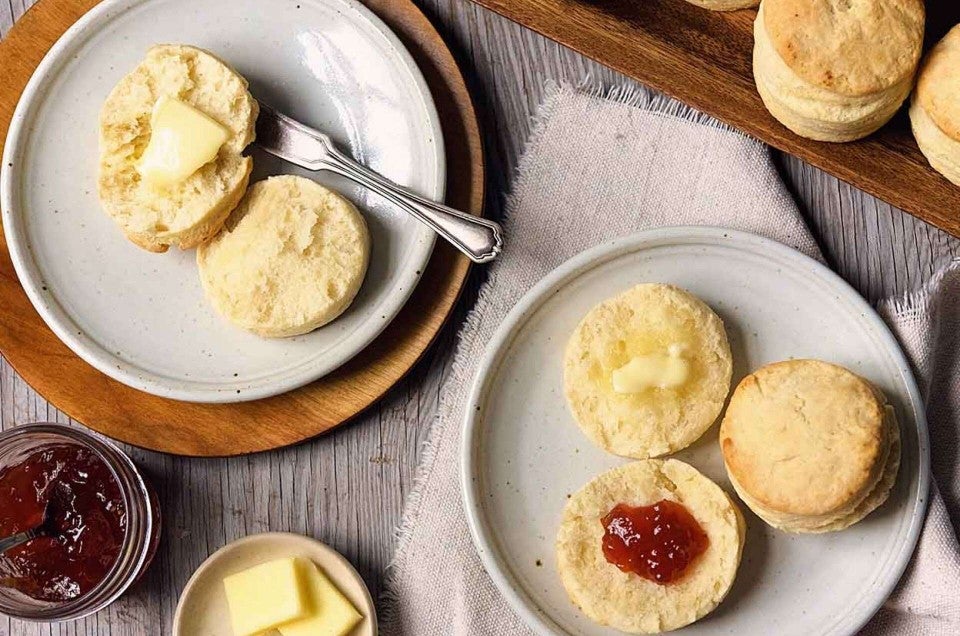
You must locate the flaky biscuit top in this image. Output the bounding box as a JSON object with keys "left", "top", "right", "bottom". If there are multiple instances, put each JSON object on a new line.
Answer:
{"left": 763, "top": 0, "right": 924, "bottom": 96}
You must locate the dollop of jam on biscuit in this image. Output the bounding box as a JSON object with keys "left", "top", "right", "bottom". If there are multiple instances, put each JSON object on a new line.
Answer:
{"left": 601, "top": 500, "right": 708, "bottom": 584}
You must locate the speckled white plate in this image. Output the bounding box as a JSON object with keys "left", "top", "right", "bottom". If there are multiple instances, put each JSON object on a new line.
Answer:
{"left": 462, "top": 227, "right": 929, "bottom": 636}
{"left": 173, "top": 532, "right": 376, "bottom": 636}
{"left": 0, "top": 0, "right": 443, "bottom": 402}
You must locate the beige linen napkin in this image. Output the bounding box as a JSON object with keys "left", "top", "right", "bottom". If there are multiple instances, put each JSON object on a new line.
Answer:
{"left": 381, "top": 82, "right": 960, "bottom": 635}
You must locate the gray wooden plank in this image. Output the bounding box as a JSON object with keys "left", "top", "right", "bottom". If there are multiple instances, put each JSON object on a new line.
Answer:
{"left": 2, "top": 0, "right": 960, "bottom": 633}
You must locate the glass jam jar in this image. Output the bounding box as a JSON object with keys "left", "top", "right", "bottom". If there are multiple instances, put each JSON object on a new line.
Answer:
{"left": 0, "top": 423, "right": 160, "bottom": 621}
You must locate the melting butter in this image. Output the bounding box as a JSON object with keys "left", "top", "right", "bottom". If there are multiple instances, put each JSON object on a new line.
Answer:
{"left": 612, "top": 344, "right": 689, "bottom": 393}
{"left": 137, "top": 95, "right": 229, "bottom": 187}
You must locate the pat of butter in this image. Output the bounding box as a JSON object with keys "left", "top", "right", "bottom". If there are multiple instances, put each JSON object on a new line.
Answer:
{"left": 137, "top": 95, "right": 229, "bottom": 187}
{"left": 612, "top": 345, "right": 689, "bottom": 393}
{"left": 279, "top": 559, "right": 363, "bottom": 636}
{"left": 223, "top": 557, "right": 309, "bottom": 636}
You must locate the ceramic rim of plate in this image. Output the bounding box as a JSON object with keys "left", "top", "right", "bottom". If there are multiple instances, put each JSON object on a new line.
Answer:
{"left": 460, "top": 226, "right": 930, "bottom": 636}
{"left": 0, "top": 0, "right": 444, "bottom": 403}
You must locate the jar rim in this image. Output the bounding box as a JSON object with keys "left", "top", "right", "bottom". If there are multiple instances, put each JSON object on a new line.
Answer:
{"left": 0, "top": 423, "right": 157, "bottom": 621}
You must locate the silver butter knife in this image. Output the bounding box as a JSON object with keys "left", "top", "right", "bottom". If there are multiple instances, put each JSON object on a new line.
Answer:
{"left": 255, "top": 103, "right": 503, "bottom": 263}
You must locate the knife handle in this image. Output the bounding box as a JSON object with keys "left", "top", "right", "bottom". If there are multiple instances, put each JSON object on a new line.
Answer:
{"left": 321, "top": 146, "right": 503, "bottom": 264}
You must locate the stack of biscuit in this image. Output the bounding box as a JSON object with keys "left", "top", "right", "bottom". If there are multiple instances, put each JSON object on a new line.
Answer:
{"left": 719, "top": 360, "right": 900, "bottom": 533}
{"left": 752, "top": 0, "right": 924, "bottom": 143}
{"left": 910, "top": 25, "right": 960, "bottom": 187}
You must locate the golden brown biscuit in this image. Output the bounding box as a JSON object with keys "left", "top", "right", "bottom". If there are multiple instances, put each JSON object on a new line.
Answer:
{"left": 753, "top": 0, "right": 923, "bottom": 142}
{"left": 763, "top": 0, "right": 924, "bottom": 96}
{"left": 556, "top": 460, "right": 745, "bottom": 634}
{"left": 720, "top": 360, "right": 898, "bottom": 533}
{"left": 910, "top": 25, "right": 960, "bottom": 186}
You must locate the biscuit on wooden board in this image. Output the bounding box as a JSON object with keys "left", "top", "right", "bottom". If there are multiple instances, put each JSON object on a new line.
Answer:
{"left": 753, "top": 0, "right": 923, "bottom": 142}
{"left": 911, "top": 25, "right": 960, "bottom": 186}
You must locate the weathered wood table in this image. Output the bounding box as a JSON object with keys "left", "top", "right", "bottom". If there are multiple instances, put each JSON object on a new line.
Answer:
{"left": 1, "top": 0, "right": 958, "bottom": 634}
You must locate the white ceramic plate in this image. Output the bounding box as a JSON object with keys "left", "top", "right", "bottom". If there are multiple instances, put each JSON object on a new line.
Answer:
{"left": 173, "top": 532, "right": 376, "bottom": 636}
{"left": 1, "top": 0, "right": 443, "bottom": 402}
{"left": 462, "top": 227, "right": 929, "bottom": 636}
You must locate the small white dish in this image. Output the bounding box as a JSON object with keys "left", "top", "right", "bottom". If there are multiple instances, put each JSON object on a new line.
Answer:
{"left": 1, "top": 0, "right": 443, "bottom": 402}
{"left": 173, "top": 532, "right": 376, "bottom": 636}
{"left": 462, "top": 227, "right": 929, "bottom": 636}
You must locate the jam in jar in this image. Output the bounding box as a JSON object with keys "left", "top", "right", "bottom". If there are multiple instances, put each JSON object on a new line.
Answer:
{"left": 601, "top": 499, "right": 709, "bottom": 585}
{"left": 0, "top": 424, "right": 159, "bottom": 622}
{"left": 0, "top": 444, "right": 127, "bottom": 601}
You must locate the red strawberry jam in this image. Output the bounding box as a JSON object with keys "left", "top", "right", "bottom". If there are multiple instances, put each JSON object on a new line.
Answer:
{"left": 600, "top": 500, "right": 709, "bottom": 585}
{"left": 0, "top": 444, "right": 126, "bottom": 602}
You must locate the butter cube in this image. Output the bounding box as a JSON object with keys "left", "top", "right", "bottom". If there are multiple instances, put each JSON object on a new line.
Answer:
{"left": 223, "top": 558, "right": 309, "bottom": 636}
{"left": 612, "top": 347, "right": 690, "bottom": 393}
{"left": 137, "top": 95, "right": 230, "bottom": 187}
{"left": 279, "top": 559, "right": 363, "bottom": 636}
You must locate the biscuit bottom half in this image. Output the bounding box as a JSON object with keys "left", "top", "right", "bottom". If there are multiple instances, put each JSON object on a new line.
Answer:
{"left": 752, "top": 3, "right": 911, "bottom": 143}
{"left": 910, "top": 99, "right": 960, "bottom": 187}
{"left": 729, "top": 406, "right": 901, "bottom": 533}
{"left": 562, "top": 284, "right": 733, "bottom": 459}
{"left": 556, "top": 460, "right": 745, "bottom": 634}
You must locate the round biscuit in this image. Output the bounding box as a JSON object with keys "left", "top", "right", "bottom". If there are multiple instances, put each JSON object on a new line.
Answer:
{"left": 910, "top": 98, "right": 960, "bottom": 187}
{"left": 98, "top": 44, "right": 258, "bottom": 252}
{"left": 556, "top": 459, "right": 745, "bottom": 634}
{"left": 197, "top": 175, "right": 370, "bottom": 338}
{"left": 563, "top": 284, "right": 732, "bottom": 458}
{"left": 915, "top": 25, "right": 960, "bottom": 143}
{"left": 752, "top": 2, "right": 914, "bottom": 142}
{"left": 720, "top": 360, "right": 887, "bottom": 519}
{"left": 761, "top": 0, "right": 924, "bottom": 96}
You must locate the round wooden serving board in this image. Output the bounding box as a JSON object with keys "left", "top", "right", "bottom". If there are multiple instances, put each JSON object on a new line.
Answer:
{"left": 0, "top": 0, "right": 484, "bottom": 456}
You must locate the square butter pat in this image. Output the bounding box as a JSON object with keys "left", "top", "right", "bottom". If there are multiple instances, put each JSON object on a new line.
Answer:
{"left": 278, "top": 559, "right": 363, "bottom": 636}
{"left": 223, "top": 557, "right": 309, "bottom": 636}
{"left": 137, "top": 95, "right": 229, "bottom": 187}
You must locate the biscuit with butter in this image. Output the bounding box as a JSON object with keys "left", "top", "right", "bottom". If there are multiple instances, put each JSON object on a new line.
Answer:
{"left": 753, "top": 0, "right": 924, "bottom": 142}
{"left": 197, "top": 176, "right": 369, "bottom": 337}
{"left": 98, "top": 44, "right": 258, "bottom": 252}
{"left": 910, "top": 25, "right": 960, "bottom": 186}
{"left": 720, "top": 359, "right": 899, "bottom": 533}
{"left": 557, "top": 459, "right": 745, "bottom": 634}
{"left": 563, "top": 284, "right": 732, "bottom": 458}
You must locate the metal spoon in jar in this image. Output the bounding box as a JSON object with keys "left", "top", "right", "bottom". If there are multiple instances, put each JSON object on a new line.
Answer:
{"left": 0, "top": 502, "right": 58, "bottom": 555}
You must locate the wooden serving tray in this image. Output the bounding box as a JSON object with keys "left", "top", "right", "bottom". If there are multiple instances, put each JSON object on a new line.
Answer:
{"left": 0, "top": 0, "right": 484, "bottom": 456}
{"left": 470, "top": 0, "right": 960, "bottom": 237}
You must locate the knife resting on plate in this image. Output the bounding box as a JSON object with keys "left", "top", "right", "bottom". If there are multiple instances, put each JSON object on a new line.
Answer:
{"left": 255, "top": 103, "right": 503, "bottom": 264}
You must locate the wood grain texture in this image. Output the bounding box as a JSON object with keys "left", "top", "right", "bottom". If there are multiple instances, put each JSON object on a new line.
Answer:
{"left": 468, "top": 0, "right": 960, "bottom": 238}
{"left": 0, "top": 0, "right": 484, "bottom": 456}
{"left": 1, "top": 0, "right": 960, "bottom": 634}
